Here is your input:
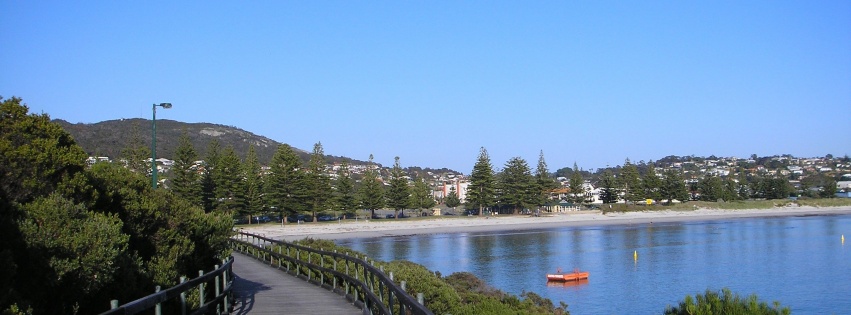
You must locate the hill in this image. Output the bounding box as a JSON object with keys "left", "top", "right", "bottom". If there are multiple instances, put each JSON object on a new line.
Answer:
{"left": 54, "top": 118, "right": 355, "bottom": 165}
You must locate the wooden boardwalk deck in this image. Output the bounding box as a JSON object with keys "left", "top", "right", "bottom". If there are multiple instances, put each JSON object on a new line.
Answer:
{"left": 230, "top": 252, "right": 361, "bottom": 315}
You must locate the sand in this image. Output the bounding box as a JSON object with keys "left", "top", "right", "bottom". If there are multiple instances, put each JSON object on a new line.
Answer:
{"left": 238, "top": 206, "right": 851, "bottom": 242}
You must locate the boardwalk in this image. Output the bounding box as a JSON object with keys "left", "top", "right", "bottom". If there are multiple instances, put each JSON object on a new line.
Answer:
{"left": 230, "top": 252, "right": 361, "bottom": 315}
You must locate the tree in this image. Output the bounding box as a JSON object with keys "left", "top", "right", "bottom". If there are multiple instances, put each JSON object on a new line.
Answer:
{"left": 568, "top": 163, "right": 585, "bottom": 203}
{"left": 119, "top": 121, "right": 151, "bottom": 175}
{"left": 410, "top": 175, "right": 436, "bottom": 215}
{"left": 242, "top": 145, "right": 264, "bottom": 220}
{"left": 820, "top": 176, "right": 837, "bottom": 198}
{"left": 170, "top": 131, "right": 200, "bottom": 206}
{"left": 661, "top": 169, "right": 689, "bottom": 204}
{"left": 534, "top": 150, "right": 559, "bottom": 210}
{"left": 467, "top": 147, "right": 496, "bottom": 216}
{"left": 498, "top": 157, "right": 535, "bottom": 214}
{"left": 619, "top": 159, "right": 643, "bottom": 204}
{"left": 599, "top": 169, "right": 619, "bottom": 204}
{"left": 200, "top": 140, "right": 221, "bottom": 212}
{"left": 266, "top": 144, "right": 309, "bottom": 219}
{"left": 386, "top": 156, "right": 411, "bottom": 218}
{"left": 305, "top": 142, "right": 332, "bottom": 222}
{"left": 216, "top": 145, "right": 245, "bottom": 213}
{"left": 358, "top": 154, "right": 385, "bottom": 218}
{"left": 642, "top": 163, "right": 663, "bottom": 203}
{"left": 333, "top": 161, "right": 358, "bottom": 218}
{"left": 445, "top": 185, "right": 461, "bottom": 209}
{"left": 697, "top": 176, "right": 727, "bottom": 201}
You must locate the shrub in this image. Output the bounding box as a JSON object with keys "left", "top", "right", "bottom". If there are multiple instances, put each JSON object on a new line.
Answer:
{"left": 664, "top": 288, "right": 790, "bottom": 315}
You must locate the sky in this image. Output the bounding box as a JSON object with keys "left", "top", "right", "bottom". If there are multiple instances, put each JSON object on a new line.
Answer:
{"left": 2, "top": 1, "right": 849, "bottom": 173}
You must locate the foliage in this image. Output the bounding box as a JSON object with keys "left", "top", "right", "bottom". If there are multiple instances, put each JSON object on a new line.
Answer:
{"left": 170, "top": 131, "right": 201, "bottom": 206}
{"left": 266, "top": 144, "right": 309, "bottom": 218}
{"left": 662, "top": 169, "right": 689, "bottom": 203}
{"left": 216, "top": 145, "right": 245, "bottom": 213}
{"left": 386, "top": 156, "right": 411, "bottom": 217}
{"left": 119, "top": 121, "right": 151, "bottom": 176}
{"left": 410, "top": 175, "right": 436, "bottom": 213}
{"left": 619, "top": 159, "right": 643, "bottom": 204}
{"left": 599, "top": 169, "right": 619, "bottom": 204}
{"left": 0, "top": 97, "right": 231, "bottom": 314}
{"left": 305, "top": 142, "right": 332, "bottom": 221}
{"left": 498, "top": 156, "right": 536, "bottom": 214}
{"left": 332, "top": 161, "right": 358, "bottom": 216}
{"left": 663, "top": 288, "right": 790, "bottom": 315}
{"left": 534, "top": 150, "right": 559, "bottom": 208}
{"left": 241, "top": 145, "right": 264, "bottom": 218}
{"left": 445, "top": 186, "right": 461, "bottom": 208}
{"left": 568, "top": 163, "right": 585, "bottom": 203}
{"left": 358, "top": 154, "right": 385, "bottom": 217}
{"left": 467, "top": 147, "right": 496, "bottom": 215}
{"left": 643, "top": 163, "right": 663, "bottom": 202}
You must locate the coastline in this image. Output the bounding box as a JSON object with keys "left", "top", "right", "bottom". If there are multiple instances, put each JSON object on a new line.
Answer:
{"left": 239, "top": 206, "right": 851, "bottom": 242}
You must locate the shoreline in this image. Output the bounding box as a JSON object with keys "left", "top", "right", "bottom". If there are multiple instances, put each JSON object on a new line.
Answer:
{"left": 239, "top": 206, "right": 851, "bottom": 242}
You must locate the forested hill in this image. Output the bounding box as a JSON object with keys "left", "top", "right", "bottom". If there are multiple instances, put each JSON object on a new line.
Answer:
{"left": 54, "top": 118, "right": 356, "bottom": 165}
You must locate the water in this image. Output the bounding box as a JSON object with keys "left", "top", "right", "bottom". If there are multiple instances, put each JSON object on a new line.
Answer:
{"left": 336, "top": 214, "right": 851, "bottom": 314}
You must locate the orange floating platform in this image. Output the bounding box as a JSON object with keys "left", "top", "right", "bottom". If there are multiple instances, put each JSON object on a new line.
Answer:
{"left": 546, "top": 270, "right": 589, "bottom": 282}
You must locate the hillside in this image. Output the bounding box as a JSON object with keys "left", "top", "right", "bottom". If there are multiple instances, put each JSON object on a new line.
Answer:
{"left": 54, "top": 118, "right": 355, "bottom": 165}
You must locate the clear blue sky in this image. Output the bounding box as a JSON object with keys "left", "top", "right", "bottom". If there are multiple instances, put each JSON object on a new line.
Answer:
{"left": 2, "top": 1, "right": 849, "bottom": 173}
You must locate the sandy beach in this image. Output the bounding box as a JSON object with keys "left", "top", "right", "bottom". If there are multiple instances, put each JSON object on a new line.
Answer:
{"left": 239, "top": 206, "right": 851, "bottom": 242}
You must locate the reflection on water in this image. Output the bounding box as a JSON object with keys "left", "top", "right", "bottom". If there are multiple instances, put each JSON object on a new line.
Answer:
{"left": 337, "top": 215, "right": 851, "bottom": 314}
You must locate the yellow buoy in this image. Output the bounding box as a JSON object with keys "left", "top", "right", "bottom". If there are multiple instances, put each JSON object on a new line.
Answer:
{"left": 843, "top": 235, "right": 845, "bottom": 244}
{"left": 633, "top": 250, "right": 638, "bottom": 260}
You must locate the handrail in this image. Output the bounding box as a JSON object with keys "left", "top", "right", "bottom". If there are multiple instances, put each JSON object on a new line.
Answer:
{"left": 99, "top": 257, "right": 234, "bottom": 315}
{"left": 232, "top": 231, "right": 434, "bottom": 315}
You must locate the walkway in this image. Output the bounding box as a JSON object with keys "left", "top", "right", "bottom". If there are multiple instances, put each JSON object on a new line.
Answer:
{"left": 230, "top": 252, "right": 361, "bottom": 315}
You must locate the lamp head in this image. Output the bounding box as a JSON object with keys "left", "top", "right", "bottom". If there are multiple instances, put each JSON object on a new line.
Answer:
{"left": 158, "top": 103, "right": 173, "bottom": 109}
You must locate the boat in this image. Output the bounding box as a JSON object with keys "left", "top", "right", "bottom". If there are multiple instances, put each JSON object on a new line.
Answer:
{"left": 546, "top": 268, "right": 589, "bottom": 282}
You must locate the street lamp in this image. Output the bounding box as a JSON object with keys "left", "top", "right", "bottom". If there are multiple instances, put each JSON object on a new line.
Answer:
{"left": 152, "top": 102, "right": 172, "bottom": 188}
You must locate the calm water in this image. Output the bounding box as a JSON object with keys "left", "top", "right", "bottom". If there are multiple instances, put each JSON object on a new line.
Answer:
{"left": 336, "top": 215, "right": 851, "bottom": 314}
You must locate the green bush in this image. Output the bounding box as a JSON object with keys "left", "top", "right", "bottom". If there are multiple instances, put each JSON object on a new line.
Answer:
{"left": 664, "top": 288, "right": 790, "bottom": 315}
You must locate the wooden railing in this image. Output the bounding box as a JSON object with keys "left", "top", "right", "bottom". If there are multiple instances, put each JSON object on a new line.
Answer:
{"left": 99, "top": 257, "right": 234, "bottom": 315}
{"left": 231, "top": 231, "right": 434, "bottom": 315}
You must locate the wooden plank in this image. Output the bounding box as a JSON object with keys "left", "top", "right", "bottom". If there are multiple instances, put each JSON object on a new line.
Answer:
{"left": 231, "top": 252, "right": 360, "bottom": 315}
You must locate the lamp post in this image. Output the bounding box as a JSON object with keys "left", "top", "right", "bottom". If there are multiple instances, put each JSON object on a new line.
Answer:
{"left": 151, "top": 102, "right": 172, "bottom": 188}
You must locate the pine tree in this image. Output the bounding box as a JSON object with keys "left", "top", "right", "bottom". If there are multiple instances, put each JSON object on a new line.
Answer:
{"left": 306, "top": 142, "right": 332, "bottom": 222}
{"left": 445, "top": 185, "right": 461, "bottom": 209}
{"left": 358, "top": 154, "right": 385, "bottom": 218}
{"left": 467, "top": 147, "right": 496, "bottom": 216}
{"left": 568, "top": 162, "right": 585, "bottom": 203}
{"left": 242, "top": 145, "right": 264, "bottom": 221}
{"left": 642, "top": 163, "right": 663, "bottom": 203}
{"left": 600, "top": 169, "right": 619, "bottom": 204}
{"left": 120, "top": 121, "right": 151, "bottom": 175}
{"left": 266, "top": 144, "right": 309, "bottom": 219}
{"left": 534, "top": 150, "right": 559, "bottom": 211}
{"left": 410, "top": 175, "right": 436, "bottom": 215}
{"left": 499, "top": 157, "right": 535, "bottom": 214}
{"left": 217, "top": 145, "right": 244, "bottom": 213}
{"left": 200, "top": 140, "right": 221, "bottom": 212}
{"left": 170, "top": 131, "right": 200, "bottom": 206}
{"left": 619, "top": 159, "right": 643, "bottom": 204}
{"left": 662, "top": 169, "right": 689, "bottom": 204}
{"left": 386, "top": 156, "right": 411, "bottom": 218}
{"left": 333, "top": 161, "right": 357, "bottom": 218}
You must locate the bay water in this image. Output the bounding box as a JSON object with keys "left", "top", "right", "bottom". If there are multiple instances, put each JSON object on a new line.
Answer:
{"left": 336, "top": 214, "right": 851, "bottom": 314}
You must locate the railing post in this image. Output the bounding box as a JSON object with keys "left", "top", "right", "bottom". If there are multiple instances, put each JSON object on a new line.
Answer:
{"left": 155, "top": 286, "right": 162, "bottom": 315}
{"left": 223, "top": 259, "right": 231, "bottom": 312}
{"left": 180, "top": 276, "right": 187, "bottom": 315}
{"left": 320, "top": 254, "right": 325, "bottom": 284}
{"left": 214, "top": 264, "right": 221, "bottom": 314}
{"left": 296, "top": 249, "right": 300, "bottom": 277}
{"left": 417, "top": 293, "right": 424, "bottom": 305}
{"left": 110, "top": 300, "right": 118, "bottom": 310}
{"left": 199, "top": 270, "right": 206, "bottom": 306}
{"left": 333, "top": 258, "right": 338, "bottom": 289}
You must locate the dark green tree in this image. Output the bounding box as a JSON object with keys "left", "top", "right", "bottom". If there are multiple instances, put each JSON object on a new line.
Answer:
{"left": 410, "top": 175, "right": 436, "bottom": 215}
{"left": 642, "top": 163, "right": 663, "bottom": 203}
{"left": 216, "top": 145, "right": 245, "bottom": 213}
{"left": 660, "top": 169, "right": 689, "bottom": 203}
{"left": 200, "top": 140, "right": 221, "bottom": 212}
{"left": 358, "top": 154, "right": 385, "bottom": 218}
{"left": 386, "top": 156, "right": 411, "bottom": 218}
{"left": 599, "top": 169, "right": 619, "bottom": 204}
{"left": 445, "top": 185, "right": 461, "bottom": 209}
{"left": 697, "top": 176, "right": 726, "bottom": 201}
{"left": 170, "top": 131, "right": 200, "bottom": 206}
{"left": 306, "top": 142, "right": 332, "bottom": 222}
{"left": 498, "top": 157, "right": 535, "bottom": 214}
{"left": 820, "top": 176, "right": 837, "bottom": 198}
{"left": 119, "top": 121, "right": 151, "bottom": 176}
{"left": 333, "top": 161, "right": 358, "bottom": 218}
{"left": 266, "top": 144, "right": 309, "bottom": 219}
{"left": 568, "top": 163, "right": 585, "bottom": 203}
{"left": 242, "top": 145, "right": 264, "bottom": 221}
{"left": 534, "top": 150, "right": 559, "bottom": 210}
{"left": 467, "top": 147, "right": 496, "bottom": 216}
{"left": 664, "top": 288, "right": 790, "bottom": 315}
{"left": 619, "top": 159, "right": 643, "bottom": 204}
